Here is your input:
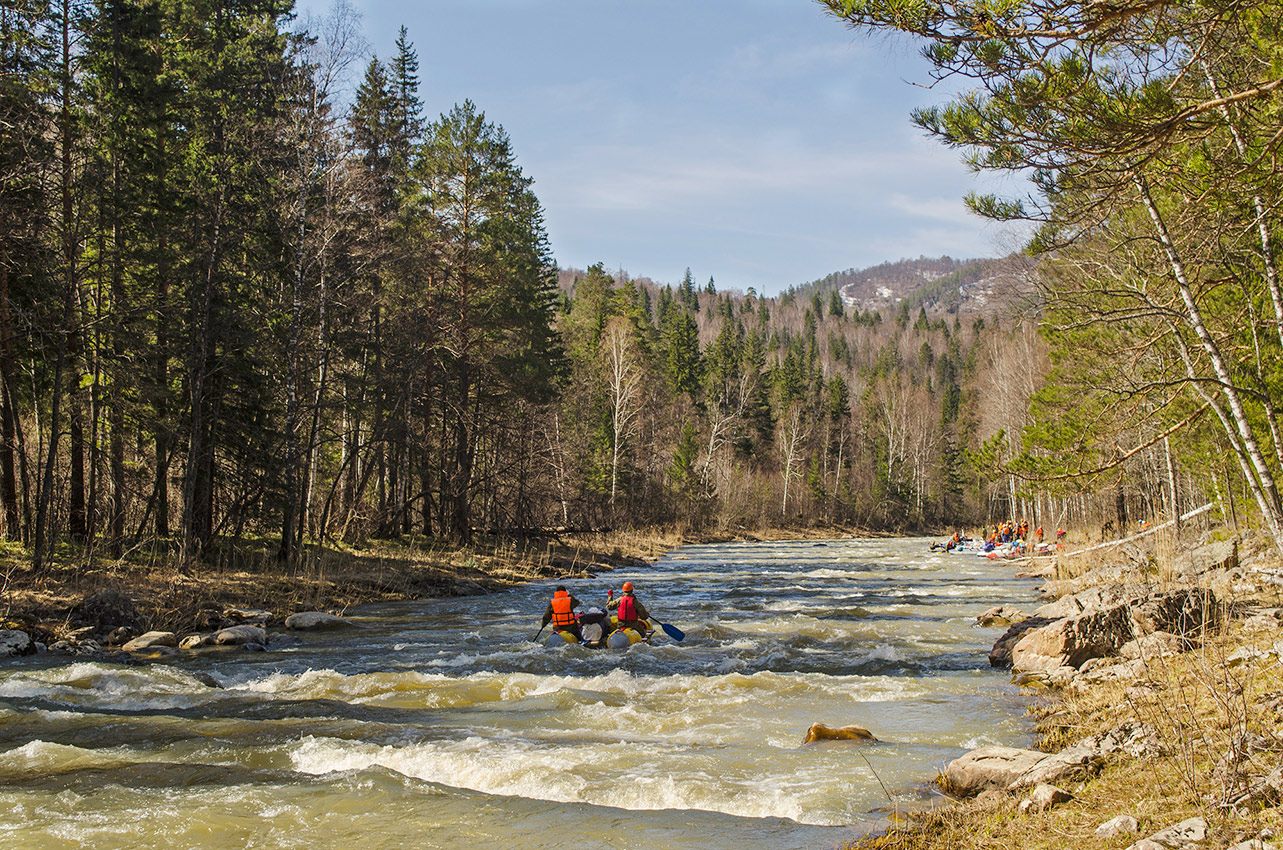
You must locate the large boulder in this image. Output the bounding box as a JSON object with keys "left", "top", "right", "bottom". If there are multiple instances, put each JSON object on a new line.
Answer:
{"left": 1011, "top": 604, "right": 1135, "bottom": 673}
{"left": 940, "top": 744, "right": 1103, "bottom": 796}
{"left": 212, "top": 625, "right": 266, "bottom": 647}
{"left": 990, "top": 617, "right": 1056, "bottom": 668}
{"left": 0, "top": 630, "right": 36, "bottom": 657}
{"left": 1130, "top": 588, "right": 1217, "bottom": 638}
{"left": 285, "top": 611, "right": 352, "bottom": 631}
{"left": 1032, "top": 583, "right": 1147, "bottom": 621}
{"left": 122, "top": 631, "right": 177, "bottom": 652}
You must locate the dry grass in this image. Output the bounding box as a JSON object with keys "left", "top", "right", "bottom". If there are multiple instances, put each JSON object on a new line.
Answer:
{"left": 843, "top": 607, "right": 1283, "bottom": 850}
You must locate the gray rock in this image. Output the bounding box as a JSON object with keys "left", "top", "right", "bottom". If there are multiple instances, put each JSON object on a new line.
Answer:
{"left": 1075, "top": 658, "right": 1146, "bottom": 686}
{"left": 179, "top": 634, "right": 209, "bottom": 649}
{"left": 1017, "top": 783, "right": 1073, "bottom": 813}
{"left": 1226, "top": 646, "right": 1269, "bottom": 667}
{"left": 1125, "top": 817, "right": 1207, "bottom": 850}
{"left": 0, "top": 629, "right": 35, "bottom": 657}
{"left": 1048, "top": 666, "right": 1078, "bottom": 688}
{"left": 122, "top": 631, "right": 178, "bottom": 652}
{"left": 1243, "top": 613, "right": 1281, "bottom": 633}
{"left": 1131, "top": 588, "right": 1218, "bottom": 639}
{"left": 1097, "top": 815, "right": 1141, "bottom": 838}
{"left": 1226, "top": 840, "right": 1276, "bottom": 850}
{"left": 941, "top": 744, "right": 1102, "bottom": 796}
{"left": 941, "top": 746, "right": 1046, "bottom": 796}
{"left": 1011, "top": 603, "right": 1135, "bottom": 672}
{"left": 212, "top": 625, "right": 266, "bottom": 646}
{"left": 284, "top": 611, "right": 352, "bottom": 630}
{"left": 990, "top": 617, "right": 1056, "bottom": 668}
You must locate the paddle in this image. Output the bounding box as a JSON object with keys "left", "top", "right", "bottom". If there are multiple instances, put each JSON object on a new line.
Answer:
{"left": 531, "top": 624, "right": 546, "bottom": 643}
{"left": 653, "top": 620, "right": 685, "bottom": 642}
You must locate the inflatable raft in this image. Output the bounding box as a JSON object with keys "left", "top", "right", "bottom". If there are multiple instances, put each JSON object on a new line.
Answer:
{"left": 543, "top": 619, "right": 651, "bottom": 649}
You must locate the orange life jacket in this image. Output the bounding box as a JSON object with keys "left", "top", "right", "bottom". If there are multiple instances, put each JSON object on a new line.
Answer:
{"left": 551, "top": 590, "right": 576, "bottom": 627}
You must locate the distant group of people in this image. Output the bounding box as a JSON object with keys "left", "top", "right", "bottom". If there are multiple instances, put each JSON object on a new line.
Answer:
{"left": 938, "top": 521, "right": 1069, "bottom": 554}
{"left": 540, "top": 581, "right": 652, "bottom": 642}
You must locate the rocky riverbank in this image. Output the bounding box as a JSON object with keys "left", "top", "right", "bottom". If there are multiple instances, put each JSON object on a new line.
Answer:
{"left": 0, "top": 525, "right": 862, "bottom": 665}
{"left": 0, "top": 529, "right": 687, "bottom": 664}
{"left": 845, "top": 531, "right": 1283, "bottom": 850}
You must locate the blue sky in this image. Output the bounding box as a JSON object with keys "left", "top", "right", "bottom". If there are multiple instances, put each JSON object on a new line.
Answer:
{"left": 296, "top": 0, "right": 1023, "bottom": 295}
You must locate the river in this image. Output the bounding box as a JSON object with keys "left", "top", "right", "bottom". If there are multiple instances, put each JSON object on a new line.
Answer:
{"left": 0, "top": 537, "right": 1037, "bottom": 850}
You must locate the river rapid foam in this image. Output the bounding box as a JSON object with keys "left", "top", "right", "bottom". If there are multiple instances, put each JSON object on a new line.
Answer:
{"left": 0, "top": 537, "right": 1036, "bottom": 849}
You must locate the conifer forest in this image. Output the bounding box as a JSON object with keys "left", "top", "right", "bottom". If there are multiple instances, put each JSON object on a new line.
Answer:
{"left": 2, "top": 0, "right": 1281, "bottom": 570}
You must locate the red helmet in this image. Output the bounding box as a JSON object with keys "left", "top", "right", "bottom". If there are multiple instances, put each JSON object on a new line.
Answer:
{"left": 621, "top": 582, "right": 633, "bottom": 592}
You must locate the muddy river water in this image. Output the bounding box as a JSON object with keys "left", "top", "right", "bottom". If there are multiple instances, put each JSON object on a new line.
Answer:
{"left": 0, "top": 537, "right": 1038, "bottom": 849}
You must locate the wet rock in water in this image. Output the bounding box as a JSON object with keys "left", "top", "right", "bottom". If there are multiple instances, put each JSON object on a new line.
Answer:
{"left": 122, "top": 631, "right": 177, "bottom": 652}
{"left": 212, "top": 625, "right": 266, "bottom": 647}
{"left": 802, "top": 723, "right": 876, "bottom": 744}
{"left": 285, "top": 611, "right": 353, "bottom": 631}
{"left": 1125, "top": 816, "right": 1206, "bottom": 850}
{"left": 1096, "top": 815, "right": 1141, "bottom": 838}
{"left": 0, "top": 629, "right": 36, "bottom": 657}
{"left": 1017, "top": 783, "right": 1073, "bottom": 813}
{"left": 192, "top": 671, "right": 223, "bottom": 689}
{"left": 976, "top": 605, "right": 1026, "bottom": 627}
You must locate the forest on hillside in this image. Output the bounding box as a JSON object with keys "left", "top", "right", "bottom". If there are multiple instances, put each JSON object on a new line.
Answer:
{"left": 819, "top": 0, "right": 1283, "bottom": 556}
{"left": 1, "top": 0, "right": 1270, "bottom": 571}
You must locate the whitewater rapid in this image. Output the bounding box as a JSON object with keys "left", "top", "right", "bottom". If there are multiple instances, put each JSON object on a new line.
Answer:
{"left": 0, "top": 537, "right": 1037, "bottom": 849}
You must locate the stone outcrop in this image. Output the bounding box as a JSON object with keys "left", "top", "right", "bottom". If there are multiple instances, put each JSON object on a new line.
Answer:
{"left": 989, "top": 617, "right": 1056, "bottom": 667}
{"left": 995, "top": 585, "right": 1218, "bottom": 673}
{"left": 941, "top": 744, "right": 1102, "bottom": 796}
{"left": 1010, "top": 604, "right": 1135, "bottom": 672}
{"left": 72, "top": 589, "right": 145, "bottom": 636}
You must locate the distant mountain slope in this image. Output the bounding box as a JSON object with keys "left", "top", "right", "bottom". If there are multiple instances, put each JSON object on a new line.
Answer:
{"left": 800, "top": 255, "right": 1030, "bottom": 316}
